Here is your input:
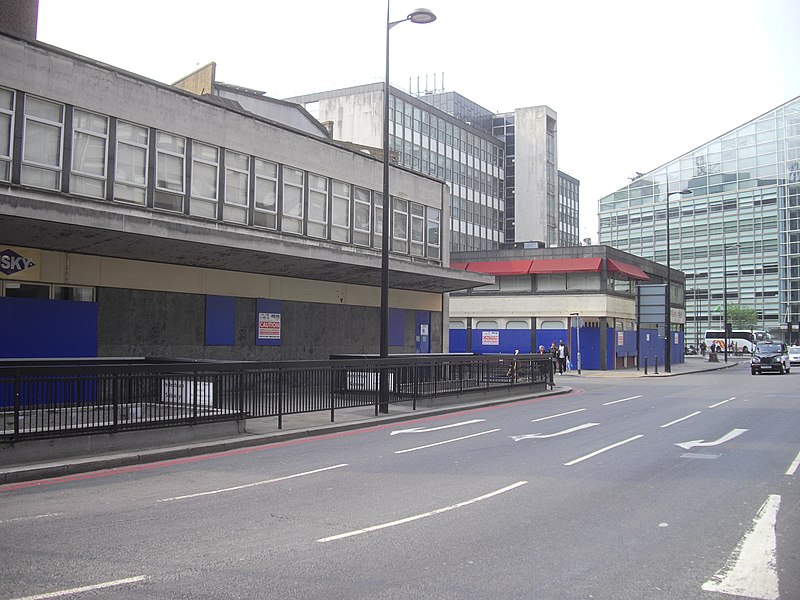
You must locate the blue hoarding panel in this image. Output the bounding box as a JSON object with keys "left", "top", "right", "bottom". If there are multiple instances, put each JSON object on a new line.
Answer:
{"left": 205, "top": 295, "right": 236, "bottom": 346}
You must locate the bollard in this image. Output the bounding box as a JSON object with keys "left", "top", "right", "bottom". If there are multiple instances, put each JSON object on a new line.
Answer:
{"left": 654, "top": 357, "right": 659, "bottom": 374}
{"left": 644, "top": 357, "right": 648, "bottom": 375}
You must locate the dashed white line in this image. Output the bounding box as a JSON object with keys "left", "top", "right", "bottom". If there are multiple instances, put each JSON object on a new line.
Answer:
{"left": 9, "top": 576, "right": 148, "bottom": 599}
{"left": 660, "top": 411, "right": 702, "bottom": 428}
{"left": 709, "top": 397, "right": 735, "bottom": 408}
{"left": 158, "top": 464, "right": 348, "bottom": 502}
{"left": 787, "top": 449, "right": 800, "bottom": 476}
{"left": 564, "top": 435, "right": 644, "bottom": 466}
{"left": 317, "top": 481, "right": 528, "bottom": 542}
{"left": 0, "top": 513, "right": 63, "bottom": 525}
{"left": 394, "top": 429, "right": 501, "bottom": 454}
{"left": 530, "top": 408, "right": 586, "bottom": 423}
{"left": 603, "top": 395, "right": 642, "bottom": 406}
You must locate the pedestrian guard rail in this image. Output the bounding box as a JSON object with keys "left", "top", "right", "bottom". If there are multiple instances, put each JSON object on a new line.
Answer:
{"left": 0, "top": 354, "right": 553, "bottom": 442}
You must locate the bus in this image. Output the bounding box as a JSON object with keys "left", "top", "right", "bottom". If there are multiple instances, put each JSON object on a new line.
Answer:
{"left": 703, "top": 329, "right": 771, "bottom": 354}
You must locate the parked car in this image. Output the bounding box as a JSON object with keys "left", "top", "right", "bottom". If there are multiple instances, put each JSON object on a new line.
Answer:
{"left": 789, "top": 345, "right": 800, "bottom": 367}
{"left": 751, "top": 341, "right": 791, "bottom": 375}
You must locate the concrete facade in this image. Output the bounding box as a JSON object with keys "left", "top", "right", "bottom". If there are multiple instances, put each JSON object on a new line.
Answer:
{"left": 0, "top": 32, "right": 490, "bottom": 360}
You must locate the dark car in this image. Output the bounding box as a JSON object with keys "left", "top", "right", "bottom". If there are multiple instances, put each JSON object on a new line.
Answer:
{"left": 751, "top": 341, "right": 791, "bottom": 375}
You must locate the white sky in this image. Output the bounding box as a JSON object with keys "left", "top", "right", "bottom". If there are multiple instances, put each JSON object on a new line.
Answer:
{"left": 36, "top": 0, "right": 800, "bottom": 242}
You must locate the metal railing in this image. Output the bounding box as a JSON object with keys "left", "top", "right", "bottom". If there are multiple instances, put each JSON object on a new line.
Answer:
{"left": 0, "top": 354, "right": 553, "bottom": 442}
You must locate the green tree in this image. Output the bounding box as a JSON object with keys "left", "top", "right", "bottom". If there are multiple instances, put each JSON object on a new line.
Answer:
{"left": 726, "top": 304, "right": 758, "bottom": 329}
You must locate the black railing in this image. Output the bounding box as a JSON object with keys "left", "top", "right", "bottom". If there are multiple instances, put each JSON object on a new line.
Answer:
{"left": 0, "top": 354, "right": 553, "bottom": 442}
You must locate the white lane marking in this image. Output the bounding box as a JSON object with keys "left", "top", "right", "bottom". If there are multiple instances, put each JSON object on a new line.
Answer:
{"left": 702, "top": 494, "right": 781, "bottom": 600}
{"left": 675, "top": 428, "right": 748, "bottom": 450}
{"left": 0, "top": 513, "right": 63, "bottom": 525}
{"left": 158, "top": 464, "right": 348, "bottom": 502}
{"left": 709, "top": 397, "right": 735, "bottom": 408}
{"left": 660, "top": 411, "right": 702, "bottom": 428}
{"left": 9, "top": 576, "right": 148, "bottom": 600}
{"left": 787, "top": 449, "right": 800, "bottom": 476}
{"left": 530, "top": 408, "right": 586, "bottom": 423}
{"left": 602, "top": 395, "right": 642, "bottom": 406}
{"left": 564, "top": 435, "right": 644, "bottom": 466}
{"left": 394, "top": 429, "right": 501, "bottom": 454}
{"left": 390, "top": 419, "right": 486, "bottom": 435}
{"left": 511, "top": 423, "right": 599, "bottom": 442}
{"left": 317, "top": 481, "right": 527, "bottom": 543}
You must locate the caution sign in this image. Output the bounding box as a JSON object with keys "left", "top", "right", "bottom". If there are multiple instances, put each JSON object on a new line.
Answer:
{"left": 258, "top": 312, "right": 281, "bottom": 340}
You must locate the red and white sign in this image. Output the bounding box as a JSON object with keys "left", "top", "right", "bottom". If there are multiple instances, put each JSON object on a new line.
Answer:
{"left": 482, "top": 330, "right": 500, "bottom": 346}
{"left": 258, "top": 312, "right": 281, "bottom": 340}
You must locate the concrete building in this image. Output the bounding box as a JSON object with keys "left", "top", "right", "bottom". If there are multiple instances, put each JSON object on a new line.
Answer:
{"left": 0, "top": 31, "right": 490, "bottom": 360}
{"left": 448, "top": 246, "right": 683, "bottom": 370}
{"left": 598, "top": 95, "right": 800, "bottom": 345}
{"left": 287, "top": 85, "right": 506, "bottom": 253}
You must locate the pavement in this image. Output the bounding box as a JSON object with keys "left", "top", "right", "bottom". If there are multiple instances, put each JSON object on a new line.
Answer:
{"left": 0, "top": 356, "right": 741, "bottom": 486}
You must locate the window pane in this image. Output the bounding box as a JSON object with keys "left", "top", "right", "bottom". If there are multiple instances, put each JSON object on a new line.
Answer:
{"left": 116, "top": 143, "right": 146, "bottom": 185}
{"left": 24, "top": 120, "right": 61, "bottom": 166}
{"left": 255, "top": 177, "right": 277, "bottom": 211}
{"left": 192, "top": 161, "right": 218, "bottom": 199}
{"left": 157, "top": 132, "right": 184, "bottom": 153}
{"left": 284, "top": 185, "right": 302, "bottom": 216}
{"left": 72, "top": 131, "right": 106, "bottom": 176}
{"left": 26, "top": 96, "right": 62, "bottom": 122}
{"left": 225, "top": 170, "right": 248, "bottom": 205}
{"left": 118, "top": 121, "right": 148, "bottom": 145}
{"left": 74, "top": 109, "right": 107, "bottom": 134}
{"left": 0, "top": 113, "right": 11, "bottom": 158}
{"left": 157, "top": 153, "right": 184, "bottom": 191}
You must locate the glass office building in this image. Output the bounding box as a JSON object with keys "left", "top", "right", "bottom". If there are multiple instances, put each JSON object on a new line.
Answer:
{"left": 598, "top": 95, "right": 800, "bottom": 345}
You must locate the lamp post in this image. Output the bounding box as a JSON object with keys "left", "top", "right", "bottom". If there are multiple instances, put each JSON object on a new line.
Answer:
{"left": 380, "top": 2, "right": 436, "bottom": 413}
{"left": 664, "top": 179, "right": 692, "bottom": 372}
{"left": 570, "top": 312, "right": 581, "bottom": 374}
{"left": 722, "top": 243, "right": 740, "bottom": 364}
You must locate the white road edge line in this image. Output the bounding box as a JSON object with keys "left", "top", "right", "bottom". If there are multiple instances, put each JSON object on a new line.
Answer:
{"left": 317, "top": 481, "right": 528, "bottom": 543}
{"left": 702, "top": 494, "right": 781, "bottom": 600}
{"left": 709, "top": 397, "right": 735, "bottom": 408}
{"left": 602, "top": 395, "right": 642, "bottom": 406}
{"left": 394, "top": 429, "right": 501, "bottom": 454}
{"left": 564, "top": 435, "right": 644, "bottom": 466}
{"left": 158, "top": 464, "right": 348, "bottom": 502}
{"left": 787, "top": 449, "right": 800, "bottom": 476}
{"left": 660, "top": 411, "right": 702, "bottom": 428}
{"left": 9, "top": 575, "right": 148, "bottom": 600}
{"left": 531, "top": 408, "right": 586, "bottom": 423}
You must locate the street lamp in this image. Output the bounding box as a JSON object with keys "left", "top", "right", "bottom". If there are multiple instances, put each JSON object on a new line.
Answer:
{"left": 570, "top": 313, "right": 581, "bottom": 374}
{"left": 380, "top": 2, "right": 436, "bottom": 413}
{"left": 722, "top": 243, "right": 740, "bottom": 364}
{"left": 664, "top": 179, "right": 692, "bottom": 373}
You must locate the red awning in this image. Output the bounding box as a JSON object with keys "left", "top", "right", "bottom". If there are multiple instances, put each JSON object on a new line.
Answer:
{"left": 527, "top": 257, "right": 602, "bottom": 274}
{"left": 462, "top": 260, "right": 533, "bottom": 276}
{"left": 449, "top": 262, "right": 469, "bottom": 270}
{"left": 607, "top": 258, "right": 649, "bottom": 280}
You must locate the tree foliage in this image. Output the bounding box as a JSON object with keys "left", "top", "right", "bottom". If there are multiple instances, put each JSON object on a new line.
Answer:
{"left": 726, "top": 304, "right": 758, "bottom": 329}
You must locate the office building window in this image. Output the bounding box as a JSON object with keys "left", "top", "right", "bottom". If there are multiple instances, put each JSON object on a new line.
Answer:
{"left": 254, "top": 158, "right": 278, "bottom": 229}
{"left": 392, "top": 197, "right": 408, "bottom": 253}
{"left": 70, "top": 109, "right": 108, "bottom": 199}
{"left": 223, "top": 150, "right": 249, "bottom": 224}
{"left": 114, "top": 120, "right": 148, "bottom": 205}
{"left": 282, "top": 166, "right": 304, "bottom": 234}
{"left": 374, "top": 193, "right": 384, "bottom": 251}
{"left": 353, "top": 186, "right": 371, "bottom": 246}
{"left": 0, "top": 87, "right": 14, "bottom": 181}
{"left": 410, "top": 202, "right": 425, "bottom": 256}
{"left": 332, "top": 180, "right": 351, "bottom": 243}
{"left": 190, "top": 141, "right": 219, "bottom": 218}
{"left": 154, "top": 131, "right": 185, "bottom": 212}
{"left": 427, "top": 207, "right": 440, "bottom": 260}
{"left": 308, "top": 173, "right": 328, "bottom": 239}
{"left": 22, "top": 95, "right": 64, "bottom": 190}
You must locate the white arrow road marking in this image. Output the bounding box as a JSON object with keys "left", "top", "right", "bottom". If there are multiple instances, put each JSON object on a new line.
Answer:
{"left": 317, "top": 481, "right": 527, "bottom": 542}
{"left": 511, "top": 422, "right": 599, "bottom": 442}
{"left": 675, "top": 428, "right": 748, "bottom": 450}
{"left": 9, "top": 576, "right": 148, "bottom": 600}
{"left": 702, "top": 494, "right": 780, "bottom": 600}
{"left": 390, "top": 419, "right": 486, "bottom": 435}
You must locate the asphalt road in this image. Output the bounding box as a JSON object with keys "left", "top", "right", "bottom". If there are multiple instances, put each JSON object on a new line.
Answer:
{"left": 1, "top": 365, "right": 798, "bottom": 599}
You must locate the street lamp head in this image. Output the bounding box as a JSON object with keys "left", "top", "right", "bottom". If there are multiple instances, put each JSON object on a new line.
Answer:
{"left": 407, "top": 8, "right": 437, "bottom": 24}
{"left": 667, "top": 188, "right": 692, "bottom": 198}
